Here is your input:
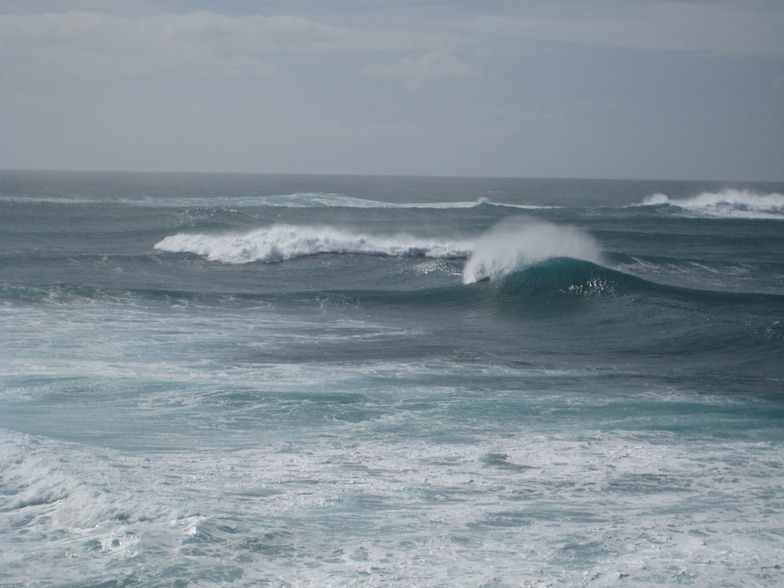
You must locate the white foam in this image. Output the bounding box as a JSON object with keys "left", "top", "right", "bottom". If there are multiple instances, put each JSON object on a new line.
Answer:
{"left": 154, "top": 224, "right": 474, "bottom": 264}
{"left": 641, "top": 193, "right": 670, "bottom": 206}
{"left": 462, "top": 217, "right": 602, "bottom": 283}
{"left": 3, "top": 418, "right": 782, "bottom": 586}
{"left": 639, "top": 189, "right": 784, "bottom": 219}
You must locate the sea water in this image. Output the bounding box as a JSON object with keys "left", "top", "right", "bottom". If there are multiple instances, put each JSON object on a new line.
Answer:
{"left": 1, "top": 171, "right": 782, "bottom": 586}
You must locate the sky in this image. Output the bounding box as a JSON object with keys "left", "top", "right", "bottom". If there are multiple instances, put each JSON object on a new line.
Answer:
{"left": 1, "top": 0, "right": 783, "bottom": 181}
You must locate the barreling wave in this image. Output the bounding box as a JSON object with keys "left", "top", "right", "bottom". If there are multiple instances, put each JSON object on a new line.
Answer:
{"left": 154, "top": 224, "right": 474, "bottom": 264}
{"left": 462, "top": 217, "right": 602, "bottom": 284}
{"left": 637, "top": 189, "right": 784, "bottom": 219}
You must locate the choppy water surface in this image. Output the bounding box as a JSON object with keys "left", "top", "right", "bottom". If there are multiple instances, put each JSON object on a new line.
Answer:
{"left": 1, "top": 171, "right": 782, "bottom": 586}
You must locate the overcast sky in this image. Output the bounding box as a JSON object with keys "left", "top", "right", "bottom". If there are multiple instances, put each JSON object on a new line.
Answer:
{"left": 2, "top": 0, "right": 782, "bottom": 180}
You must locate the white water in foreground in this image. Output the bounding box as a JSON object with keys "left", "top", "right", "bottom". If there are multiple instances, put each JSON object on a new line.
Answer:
{"left": 3, "top": 417, "right": 781, "bottom": 586}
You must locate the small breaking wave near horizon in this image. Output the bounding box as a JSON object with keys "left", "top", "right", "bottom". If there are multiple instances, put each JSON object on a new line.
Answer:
{"left": 637, "top": 189, "right": 784, "bottom": 219}
{"left": 0, "top": 191, "right": 557, "bottom": 211}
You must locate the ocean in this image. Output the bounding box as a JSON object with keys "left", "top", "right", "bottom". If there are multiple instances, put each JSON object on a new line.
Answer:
{"left": 1, "top": 170, "right": 782, "bottom": 587}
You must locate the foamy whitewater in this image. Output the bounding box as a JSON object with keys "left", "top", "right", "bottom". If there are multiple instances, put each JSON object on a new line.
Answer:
{"left": 155, "top": 225, "right": 474, "bottom": 264}
{"left": 1, "top": 172, "right": 783, "bottom": 587}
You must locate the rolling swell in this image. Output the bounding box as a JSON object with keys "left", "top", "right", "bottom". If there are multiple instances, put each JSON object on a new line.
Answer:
{"left": 0, "top": 277, "right": 479, "bottom": 313}
{"left": 6, "top": 257, "right": 778, "bottom": 314}
{"left": 494, "top": 257, "right": 784, "bottom": 308}
{"left": 8, "top": 246, "right": 776, "bottom": 315}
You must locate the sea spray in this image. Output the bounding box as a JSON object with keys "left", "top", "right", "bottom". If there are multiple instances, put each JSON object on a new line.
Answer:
{"left": 462, "top": 217, "right": 602, "bottom": 284}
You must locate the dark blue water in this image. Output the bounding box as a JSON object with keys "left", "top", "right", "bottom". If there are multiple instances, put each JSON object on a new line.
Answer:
{"left": 1, "top": 171, "right": 783, "bottom": 586}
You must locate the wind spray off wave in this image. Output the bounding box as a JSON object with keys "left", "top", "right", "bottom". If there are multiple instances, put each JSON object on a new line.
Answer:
{"left": 462, "top": 217, "right": 602, "bottom": 284}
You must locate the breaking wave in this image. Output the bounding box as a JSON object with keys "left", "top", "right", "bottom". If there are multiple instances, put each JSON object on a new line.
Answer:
{"left": 462, "top": 217, "right": 602, "bottom": 284}
{"left": 638, "top": 189, "right": 784, "bottom": 219}
{"left": 154, "top": 224, "right": 473, "bottom": 264}
{"left": 155, "top": 218, "right": 603, "bottom": 282}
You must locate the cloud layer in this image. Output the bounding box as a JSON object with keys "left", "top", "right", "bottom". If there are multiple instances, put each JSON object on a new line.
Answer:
{"left": 1, "top": 1, "right": 783, "bottom": 179}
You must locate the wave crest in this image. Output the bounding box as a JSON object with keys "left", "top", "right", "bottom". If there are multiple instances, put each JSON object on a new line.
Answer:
{"left": 462, "top": 217, "right": 602, "bottom": 284}
{"left": 639, "top": 189, "right": 784, "bottom": 219}
{"left": 154, "top": 225, "right": 473, "bottom": 264}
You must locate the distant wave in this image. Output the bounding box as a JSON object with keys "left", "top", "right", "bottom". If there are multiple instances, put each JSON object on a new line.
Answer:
{"left": 0, "top": 192, "right": 555, "bottom": 210}
{"left": 154, "top": 225, "right": 474, "bottom": 264}
{"left": 138, "top": 193, "right": 557, "bottom": 210}
{"left": 244, "top": 193, "right": 484, "bottom": 209}
{"left": 0, "top": 196, "right": 101, "bottom": 204}
{"left": 462, "top": 217, "right": 602, "bottom": 284}
{"left": 145, "top": 193, "right": 402, "bottom": 209}
{"left": 636, "top": 189, "right": 784, "bottom": 219}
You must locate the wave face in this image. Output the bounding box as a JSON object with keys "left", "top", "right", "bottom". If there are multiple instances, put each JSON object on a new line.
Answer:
{"left": 462, "top": 217, "right": 602, "bottom": 284}
{"left": 155, "top": 224, "right": 474, "bottom": 263}
{"left": 639, "top": 189, "right": 784, "bottom": 219}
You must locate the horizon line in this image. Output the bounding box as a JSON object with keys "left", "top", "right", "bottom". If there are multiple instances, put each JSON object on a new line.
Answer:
{"left": 2, "top": 167, "right": 783, "bottom": 185}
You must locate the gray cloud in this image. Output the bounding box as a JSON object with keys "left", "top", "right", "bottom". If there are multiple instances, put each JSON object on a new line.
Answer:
{"left": 6, "top": 2, "right": 780, "bottom": 77}
{"left": 363, "top": 53, "right": 479, "bottom": 88}
{"left": 450, "top": 2, "right": 784, "bottom": 57}
{"left": 1, "top": 1, "right": 782, "bottom": 180}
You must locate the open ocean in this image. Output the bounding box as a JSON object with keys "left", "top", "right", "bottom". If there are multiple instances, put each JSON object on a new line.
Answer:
{"left": 1, "top": 170, "right": 782, "bottom": 587}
